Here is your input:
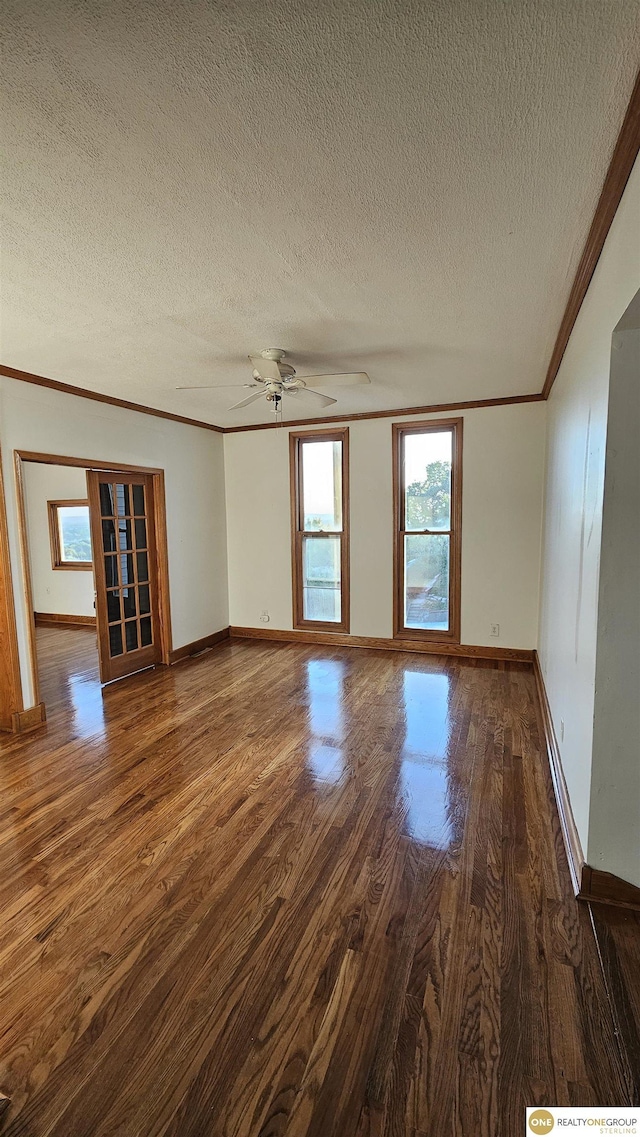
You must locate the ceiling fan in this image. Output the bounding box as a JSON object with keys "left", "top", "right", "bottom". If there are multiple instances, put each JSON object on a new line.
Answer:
{"left": 177, "top": 348, "right": 370, "bottom": 413}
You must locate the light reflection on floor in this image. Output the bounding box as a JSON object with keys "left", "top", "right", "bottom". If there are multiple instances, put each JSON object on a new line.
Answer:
{"left": 400, "top": 669, "right": 452, "bottom": 848}
{"left": 66, "top": 672, "right": 105, "bottom": 737}
{"left": 305, "top": 659, "right": 346, "bottom": 785}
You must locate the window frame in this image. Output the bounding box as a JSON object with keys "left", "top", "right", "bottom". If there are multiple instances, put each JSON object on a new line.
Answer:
{"left": 289, "top": 427, "right": 350, "bottom": 633}
{"left": 392, "top": 418, "right": 463, "bottom": 643}
{"left": 47, "top": 499, "right": 93, "bottom": 571}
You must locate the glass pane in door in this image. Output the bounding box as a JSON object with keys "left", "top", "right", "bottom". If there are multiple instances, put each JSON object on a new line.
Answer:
{"left": 115, "top": 484, "right": 131, "bottom": 516}
{"left": 102, "top": 520, "right": 117, "bottom": 552}
{"left": 136, "top": 552, "right": 149, "bottom": 583}
{"left": 118, "top": 520, "right": 133, "bottom": 550}
{"left": 122, "top": 589, "right": 137, "bottom": 619}
{"left": 132, "top": 484, "right": 145, "bottom": 515}
{"left": 99, "top": 483, "right": 115, "bottom": 516}
{"left": 104, "top": 555, "right": 118, "bottom": 588}
{"left": 106, "top": 590, "right": 121, "bottom": 622}
{"left": 302, "top": 536, "right": 341, "bottom": 622}
{"left": 109, "top": 624, "right": 123, "bottom": 656}
{"left": 134, "top": 519, "right": 147, "bottom": 548}
{"left": 124, "top": 621, "right": 139, "bottom": 652}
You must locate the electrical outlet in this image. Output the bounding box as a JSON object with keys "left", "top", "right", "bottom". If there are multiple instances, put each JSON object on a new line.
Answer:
{"left": 490, "top": 623, "right": 500, "bottom": 637}
{"left": 260, "top": 610, "right": 270, "bottom": 623}
{"left": 560, "top": 719, "right": 565, "bottom": 741}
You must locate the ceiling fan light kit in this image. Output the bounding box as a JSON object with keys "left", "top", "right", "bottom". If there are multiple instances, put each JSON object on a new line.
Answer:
{"left": 177, "top": 348, "right": 370, "bottom": 419}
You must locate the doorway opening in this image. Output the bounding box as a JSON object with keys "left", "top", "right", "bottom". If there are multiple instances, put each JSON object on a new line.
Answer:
{"left": 21, "top": 461, "right": 100, "bottom": 721}
{"left": 13, "top": 452, "right": 172, "bottom": 725}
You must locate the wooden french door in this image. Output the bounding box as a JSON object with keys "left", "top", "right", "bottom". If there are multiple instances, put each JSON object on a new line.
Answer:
{"left": 87, "top": 471, "right": 163, "bottom": 682}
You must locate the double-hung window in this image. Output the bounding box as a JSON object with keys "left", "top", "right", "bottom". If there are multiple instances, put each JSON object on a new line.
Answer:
{"left": 393, "top": 419, "right": 462, "bottom": 642}
{"left": 290, "top": 429, "right": 349, "bottom": 632}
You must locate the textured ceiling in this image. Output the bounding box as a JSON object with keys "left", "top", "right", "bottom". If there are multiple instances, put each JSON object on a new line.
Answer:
{"left": 1, "top": 0, "right": 639, "bottom": 427}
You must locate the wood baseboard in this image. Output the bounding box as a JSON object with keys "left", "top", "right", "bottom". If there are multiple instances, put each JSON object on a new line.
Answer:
{"left": 532, "top": 651, "right": 585, "bottom": 895}
{"left": 533, "top": 652, "right": 640, "bottom": 910}
{"left": 229, "top": 625, "right": 534, "bottom": 663}
{"left": 169, "top": 627, "right": 230, "bottom": 664}
{"left": 579, "top": 866, "right": 640, "bottom": 912}
{"left": 34, "top": 612, "right": 96, "bottom": 628}
{"left": 11, "top": 702, "right": 46, "bottom": 733}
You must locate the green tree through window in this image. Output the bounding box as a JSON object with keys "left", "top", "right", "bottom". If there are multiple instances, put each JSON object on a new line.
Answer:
{"left": 405, "top": 460, "right": 451, "bottom": 530}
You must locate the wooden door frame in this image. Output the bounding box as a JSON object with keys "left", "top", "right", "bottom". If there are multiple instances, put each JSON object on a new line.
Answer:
{"left": 13, "top": 451, "right": 173, "bottom": 710}
{"left": 0, "top": 442, "right": 24, "bottom": 730}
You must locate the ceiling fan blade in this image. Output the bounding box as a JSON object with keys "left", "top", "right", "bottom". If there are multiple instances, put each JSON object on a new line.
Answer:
{"left": 249, "top": 355, "right": 281, "bottom": 382}
{"left": 176, "top": 383, "right": 259, "bottom": 390}
{"left": 288, "top": 388, "right": 337, "bottom": 408}
{"left": 228, "top": 390, "right": 267, "bottom": 411}
{"left": 296, "top": 372, "right": 370, "bottom": 387}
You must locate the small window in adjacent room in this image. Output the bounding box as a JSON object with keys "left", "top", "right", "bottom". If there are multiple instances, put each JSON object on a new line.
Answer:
{"left": 393, "top": 419, "right": 462, "bottom": 642}
{"left": 48, "top": 500, "right": 93, "bottom": 569}
{"left": 290, "top": 429, "right": 350, "bottom": 632}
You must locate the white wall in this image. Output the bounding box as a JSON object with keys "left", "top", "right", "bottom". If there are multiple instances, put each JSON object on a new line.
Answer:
{"left": 589, "top": 310, "right": 640, "bottom": 887}
{"left": 0, "top": 377, "right": 229, "bottom": 707}
{"left": 23, "top": 463, "right": 95, "bottom": 617}
{"left": 538, "top": 156, "right": 640, "bottom": 862}
{"left": 224, "top": 402, "right": 546, "bottom": 648}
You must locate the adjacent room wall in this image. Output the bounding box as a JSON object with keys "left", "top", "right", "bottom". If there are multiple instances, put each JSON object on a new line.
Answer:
{"left": 0, "top": 376, "right": 229, "bottom": 708}
{"left": 588, "top": 302, "right": 640, "bottom": 888}
{"left": 224, "top": 402, "right": 546, "bottom": 649}
{"left": 538, "top": 155, "right": 640, "bottom": 866}
{"left": 23, "top": 462, "right": 95, "bottom": 618}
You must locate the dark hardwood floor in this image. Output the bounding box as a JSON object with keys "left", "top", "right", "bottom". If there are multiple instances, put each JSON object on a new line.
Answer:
{"left": 590, "top": 904, "right": 640, "bottom": 1103}
{"left": 0, "top": 627, "right": 636, "bottom": 1135}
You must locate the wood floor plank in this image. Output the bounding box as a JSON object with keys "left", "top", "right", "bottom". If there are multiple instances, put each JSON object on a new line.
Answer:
{"left": 0, "top": 626, "right": 637, "bottom": 1135}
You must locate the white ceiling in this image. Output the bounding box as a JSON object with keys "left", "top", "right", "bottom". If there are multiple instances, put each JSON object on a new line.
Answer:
{"left": 2, "top": 0, "right": 639, "bottom": 428}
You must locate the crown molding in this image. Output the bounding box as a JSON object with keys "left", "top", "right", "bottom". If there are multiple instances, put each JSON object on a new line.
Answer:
{"left": 542, "top": 68, "right": 640, "bottom": 399}
{"left": 220, "top": 392, "right": 544, "bottom": 433}
{"left": 0, "top": 364, "right": 223, "bottom": 433}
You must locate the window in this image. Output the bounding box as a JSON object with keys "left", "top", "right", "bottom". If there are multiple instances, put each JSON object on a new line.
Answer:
{"left": 290, "top": 429, "right": 349, "bottom": 632}
{"left": 393, "top": 419, "right": 462, "bottom": 641}
{"left": 48, "top": 500, "right": 93, "bottom": 569}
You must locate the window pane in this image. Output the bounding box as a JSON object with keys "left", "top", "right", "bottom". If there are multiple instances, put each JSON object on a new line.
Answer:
{"left": 404, "top": 534, "right": 449, "bottom": 630}
{"left": 138, "top": 584, "right": 151, "bottom": 615}
{"left": 140, "top": 616, "right": 152, "bottom": 646}
{"left": 57, "top": 506, "right": 92, "bottom": 562}
{"left": 302, "top": 441, "right": 342, "bottom": 531}
{"left": 404, "top": 431, "right": 452, "bottom": 531}
{"left": 302, "top": 536, "right": 341, "bottom": 622}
